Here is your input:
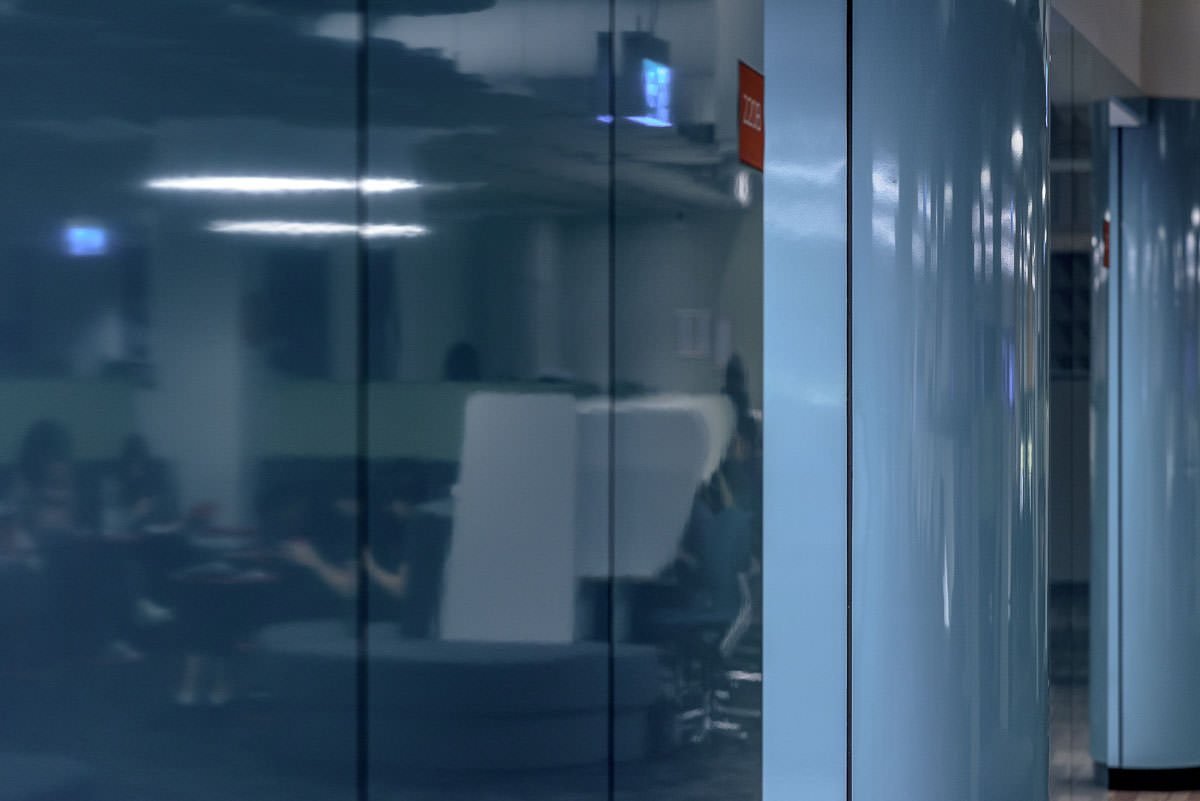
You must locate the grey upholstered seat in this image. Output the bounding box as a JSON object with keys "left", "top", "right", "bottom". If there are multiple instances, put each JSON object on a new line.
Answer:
{"left": 251, "top": 619, "right": 661, "bottom": 771}
{"left": 0, "top": 753, "right": 94, "bottom": 801}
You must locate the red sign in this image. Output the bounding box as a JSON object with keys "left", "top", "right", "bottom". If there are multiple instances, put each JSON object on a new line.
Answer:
{"left": 738, "top": 62, "right": 764, "bottom": 172}
{"left": 1103, "top": 219, "right": 1111, "bottom": 268}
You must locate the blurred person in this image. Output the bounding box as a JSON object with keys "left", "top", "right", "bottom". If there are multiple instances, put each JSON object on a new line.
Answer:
{"left": 0, "top": 500, "right": 47, "bottom": 666}
{"left": 722, "top": 353, "right": 752, "bottom": 422}
{"left": 13, "top": 419, "right": 78, "bottom": 542}
{"left": 169, "top": 486, "right": 356, "bottom": 707}
{"left": 105, "top": 434, "right": 184, "bottom": 626}
{"left": 12, "top": 419, "right": 144, "bottom": 663}
{"left": 112, "top": 434, "right": 181, "bottom": 535}
{"left": 276, "top": 493, "right": 358, "bottom": 607}
{"left": 442, "top": 341, "right": 481, "bottom": 382}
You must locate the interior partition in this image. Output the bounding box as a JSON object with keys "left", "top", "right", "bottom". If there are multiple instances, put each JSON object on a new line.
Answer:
{"left": 1094, "top": 98, "right": 1200, "bottom": 775}
{"left": 851, "top": 0, "right": 1049, "bottom": 798}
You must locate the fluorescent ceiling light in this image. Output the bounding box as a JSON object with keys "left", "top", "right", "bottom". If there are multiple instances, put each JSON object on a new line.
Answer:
{"left": 147, "top": 176, "right": 422, "bottom": 194}
{"left": 359, "top": 178, "right": 422, "bottom": 193}
{"left": 207, "top": 220, "right": 428, "bottom": 238}
{"left": 360, "top": 223, "right": 429, "bottom": 238}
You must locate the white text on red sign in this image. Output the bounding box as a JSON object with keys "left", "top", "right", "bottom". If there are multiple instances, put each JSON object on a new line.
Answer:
{"left": 741, "top": 93, "right": 763, "bottom": 132}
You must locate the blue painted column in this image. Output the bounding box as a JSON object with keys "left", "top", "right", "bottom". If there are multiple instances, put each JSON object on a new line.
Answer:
{"left": 1090, "top": 100, "right": 1118, "bottom": 768}
{"left": 763, "top": 1, "right": 847, "bottom": 798}
{"left": 1097, "top": 100, "right": 1200, "bottom": 770}
{"left": 851, "top": 1, "right": 1049, "bottom": 799}
{"left": 765, "top": 1, "right": 1048, "bottom": 797}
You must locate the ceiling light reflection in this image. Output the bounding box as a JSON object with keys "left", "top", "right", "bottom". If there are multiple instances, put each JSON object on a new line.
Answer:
{"left": 208, "top": 220, "right": 429, "bottom": 238}
{"left": 147, "top": 176, "right": 422, "bottom": 194}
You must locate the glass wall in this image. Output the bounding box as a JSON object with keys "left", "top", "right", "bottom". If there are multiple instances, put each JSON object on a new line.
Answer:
{"left": 0, "top": 3, "right": 763, "bottom": 801}
{"left": 1044, "top": 11, "right": 1138, "bottom": 799}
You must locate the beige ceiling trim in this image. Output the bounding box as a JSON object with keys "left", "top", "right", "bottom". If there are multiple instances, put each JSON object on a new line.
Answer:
{"left": 1138, "top": 1, "right": 1200, "bottom": 99}
{"left": 1053, "top": 0, "right": 1200, "bottom": 100}
{"left": 1051, "top": 0, "right": 1142, "bottom": 90}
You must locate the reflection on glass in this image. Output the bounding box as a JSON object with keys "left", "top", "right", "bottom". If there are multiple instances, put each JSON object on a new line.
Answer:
{"left": 0, "top": 1, "right": 762, "bottom": 800}
{"left": 611, "top": 1, "right": 762, "bottom": 797}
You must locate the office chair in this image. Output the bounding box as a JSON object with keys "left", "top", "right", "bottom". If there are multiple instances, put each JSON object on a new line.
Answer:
{"left": 651, "top": 505, "right": 761, "bottom": 746}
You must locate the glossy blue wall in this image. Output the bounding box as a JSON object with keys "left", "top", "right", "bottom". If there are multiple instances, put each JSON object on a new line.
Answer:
{"left": 1090, "top": 100, "right": 1118, "bottom": 767}
{"left": 851, "top": 1, "right": 1049, "bottom": 798}
{"left": 763, "top": 1, "right": 846, "bottom": 798}
{"left": 1098, "top": 100, "right": 1200, "bottom": 769}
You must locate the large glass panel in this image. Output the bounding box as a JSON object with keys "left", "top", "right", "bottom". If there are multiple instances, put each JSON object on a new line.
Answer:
{"left": 359, "top": 2, "right": 613, "bottom": 798}
{"left": 0, "top": 3, "right": 360, "bottom": 800}
{"left": 3, "top": 3, "right": 775, "bottom": 800}
{"left": 611, "top": 2, "right": 763, "bottom": 799}
{"left": 1045, "top": 10, "right": 1139, "bottom": 799}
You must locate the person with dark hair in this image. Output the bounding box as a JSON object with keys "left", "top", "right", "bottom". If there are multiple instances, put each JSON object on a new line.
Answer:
{"left": 113, "top": 434, "right": 179, "bottom": 533}
{"left": 104, "top": 434, "right": 182, "bottom": 627}
{"left": 722, "top": 353, "right": 752, "bottom": 421}
{"left": 259, "top": 486, "right": 358, "bottom": 626}
{"left": 14, "top": 419, "right": 77, "bottom": 542}
{"left": 0, "top": 499, "right": 47, "bottom": 666}
{"left": 442, "top": 341, "right": 481, "bottom": 382}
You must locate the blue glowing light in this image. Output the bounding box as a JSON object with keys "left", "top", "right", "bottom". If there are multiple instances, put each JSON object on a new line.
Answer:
{"left": 641, "top": 58, "right": 672, "bottom": 126}
{"left": 64, "top": 225, "right": 108, "bottom": 256}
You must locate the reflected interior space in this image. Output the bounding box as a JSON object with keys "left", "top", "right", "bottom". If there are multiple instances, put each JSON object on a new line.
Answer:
{"left": 0, "top": 1, "right": 763, "bottom": 800}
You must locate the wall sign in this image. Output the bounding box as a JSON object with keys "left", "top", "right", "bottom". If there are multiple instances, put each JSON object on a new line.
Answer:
{"left": 739, "top": 61, "right": 764, "bottom": 171}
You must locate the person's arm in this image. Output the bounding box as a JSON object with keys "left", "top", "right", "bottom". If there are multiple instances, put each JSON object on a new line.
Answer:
{"left": 364, "top": 549, "right": 409, "bottom": 598}
{"left": 282, "top": 540, "right": 357, "bottom": 598}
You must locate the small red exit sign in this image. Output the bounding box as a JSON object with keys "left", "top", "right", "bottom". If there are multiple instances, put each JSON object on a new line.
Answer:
{"left": 739, "top": 61, "right": 764, "bottom": 172}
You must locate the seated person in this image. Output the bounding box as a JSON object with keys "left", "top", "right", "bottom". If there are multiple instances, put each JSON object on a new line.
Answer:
{"left": 665, "top": 413, "right": 761, "bottom": 614}
{"left": 443, "top": 341, "right": 481, "bottom": 382}
{"left": 362, "top": 495, "right": 413, "bottom": 627}
{"left": 172, "top": 486, "right": 345, "bottom": 707}
{"left": 262, "top": 482, "right": 447, "bottom": 639}
{"left": 112, "top": 434, "right": 181, "bottom": 535}
{"left": 13, "top": 419, "right": 79, "bottom": 545}
{"left": 12, "top": 420, "right": 144, "bottom": 663}
{"left": 266, "top": 488, "right": 358, "bottom": 621}
{"left": 0, "top": 500, "right": 40, "bottom": 572}
{"left": 106, "top": 435, "right": 184, "bottom": 625}
{"left": 0, "top": 499, "right": 47, "bottom": 666}
{"left": 366, "top": 481, "right": 453, "bottom": 638}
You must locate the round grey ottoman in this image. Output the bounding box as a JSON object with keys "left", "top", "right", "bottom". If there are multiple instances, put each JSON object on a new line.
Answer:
{"left": 250, "top": 619, "right": 661, "bottom": 771}
{"left": 0, "top": 754, "right": 94, "bottom": 801}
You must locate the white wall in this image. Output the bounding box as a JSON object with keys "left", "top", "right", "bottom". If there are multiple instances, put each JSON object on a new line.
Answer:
{"left": 134, "top": 201, "right": 759, "bottom": 520}
{"left": 1051, "top": 0, "right": 1142, "bottom": 90}
{"left": 394, "top": 231, "right": 475, "bottom": 381}
{"left": 391, "top": 207, "right": 759, "bottom": 398}
{"left": 1052, "top": 0, "right": 1200, "bottom": 100}
{"left": 137, "top": 227, "right": 255, "bottom": 524}
{"left": 1139, "top": 1, "right": 1200, "bottom": 99}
